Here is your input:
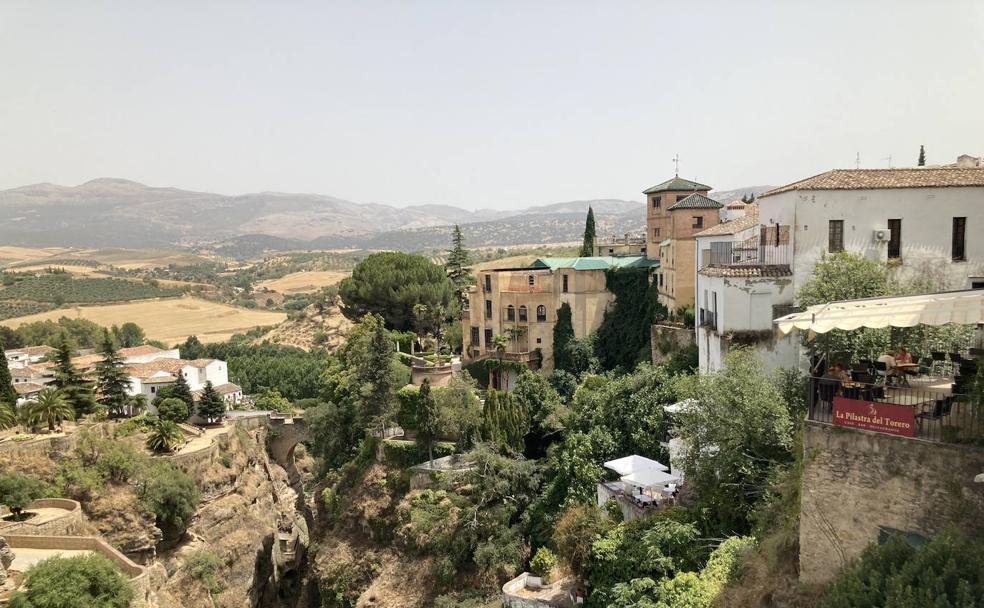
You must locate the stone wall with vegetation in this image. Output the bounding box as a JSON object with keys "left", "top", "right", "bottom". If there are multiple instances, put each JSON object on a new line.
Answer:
{"left": 650, "top": 323, "right": 695, "bottom": 364}
{"left": 799, "top": 420, "right": 984, "bottom": 585}
{"left": 0, "top": 499, "right": 86, "bottom": 536}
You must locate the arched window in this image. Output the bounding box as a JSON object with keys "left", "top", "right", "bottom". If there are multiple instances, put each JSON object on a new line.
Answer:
{"left": 506, "top": 305, "right": 515, "bottom": 321}
{"left": 518, "top": 305, "right": 528, "bottom": 322}
{"left": 528, "top": 275, "right": 535, "bottom": 286}
{"left": 536, "top": 305, "right": 546, "bottom": 322}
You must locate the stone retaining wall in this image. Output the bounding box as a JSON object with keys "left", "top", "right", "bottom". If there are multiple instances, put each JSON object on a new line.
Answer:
{"left": 0, "top": 499, "right": 85, "bottom": 537}
{"left": 651, "top": 324, "right": 695, "bottom": 364}
{"left": 0, "top": 433, "right": 77, "bottom": 459}
{"left": 2, "top": 534, "right": 149, "bottom": 607}
{"left": 799, "top": 420, "right": 984, "bottom": 585}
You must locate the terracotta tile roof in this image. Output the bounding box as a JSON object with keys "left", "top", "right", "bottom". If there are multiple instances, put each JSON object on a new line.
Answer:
{"left": 71, "top": 354, "right": 103, "bottom": 369}
{"left": 700, "top": 264, "right": 793, "bottom": 278}
{"left": 666, "top": 193, "right": 723, "bottom": 210}
{"left": 6, "top": 346, "right": 56, "bottom": 356}
{"left": 125, "top": 357, "right": 215, "bottom": 379}
{"left": 695, "top": 206, "right": 759, "bottom": 237}
{"left": 10, "top": 368, "right": 36, "bottom": 379}
{"left": 118, "top": 345, "right": 165, "bottom": 357}
{"left": 213, "top": 383, "right": 241, "bottom": 394}
{"left": 760, "top": 167, "right": 984, "bottom": 197}
{"left": 14, "top": 382, "right": 45, "bottom": 395}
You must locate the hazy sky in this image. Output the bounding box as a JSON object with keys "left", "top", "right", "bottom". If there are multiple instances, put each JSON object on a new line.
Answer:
{"left": 2, "top": 1, "right": 983, "bottom": 210}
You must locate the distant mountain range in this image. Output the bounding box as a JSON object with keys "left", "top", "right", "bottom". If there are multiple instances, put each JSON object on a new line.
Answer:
{"left": 0, "top": 178, "right": 772, "bottom": 257}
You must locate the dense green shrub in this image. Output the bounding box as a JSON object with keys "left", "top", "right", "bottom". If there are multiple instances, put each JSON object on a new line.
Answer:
{"left": 184, "top": 549, "right": 223, "bottom": 595}
{"left": 0, "top": 473, "right": 51, "bottom": 520}
{"left": 135, "top": 461, "right": 200, "bottom": 535}
{"left": 594, "top": 268, "right": 660, "bottom": 371}
{"left": 8, "top": 553, "right": 134, "bottom": 608}
{"left": 820, "top": 530, "right": 984, "bottom": 608}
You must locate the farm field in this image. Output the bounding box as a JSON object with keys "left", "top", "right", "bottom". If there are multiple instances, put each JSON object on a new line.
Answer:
{"left": 0, "top": 246, "right": 70, "bottom": 266}
{"left": 474, "top": 254, "right": 540, "bottom": 271}
{"left": 70, "top": 248, "right": 215, "bottom": 269}
{"left": 13, "top": 265, "right": 110, "bottom": 276}
{"left": 257, "top": 270, "right": 350, "bottom": 294}
{"left": 0, "top": 274, "right": 183, "bottom": 304}
{"left": 1, "top": 296, "right": 287, "bottom": 345}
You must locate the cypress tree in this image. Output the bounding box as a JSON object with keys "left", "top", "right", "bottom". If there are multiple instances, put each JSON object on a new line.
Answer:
{"left": 170, "top": 370, "right": 195, "bottom": 411}
{"left": 918, "top": 144, "right": 926, "bottom": 166}
{"left": 579, "top": 207, "right": 596, "bottom": 257}
{"left": 416, "top": 378, "right": 440, "bottom": 462}
{"left": 552, "top": 303, "right": 575, "bottom": 372}
{"left": 197, "top": 380, "right": 226, "bottom": 424}
{"left": 95, "top": 330, "right": 131, "bottom": 417}
{"left": 482, "top": 389, "right": 501, "bottom": 445}
{"left": 53, "top": 339, "right": 97, "bottom": 417}
{"left": 0, "top": 348, "right": 16, "bottom": 406}
{"left": 445, "top": 225, "right": 474, "bottom": 295}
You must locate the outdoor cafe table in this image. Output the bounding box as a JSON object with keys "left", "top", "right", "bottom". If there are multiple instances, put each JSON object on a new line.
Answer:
{"left": 895, "top": 362, "right": 919, "bottom": 386}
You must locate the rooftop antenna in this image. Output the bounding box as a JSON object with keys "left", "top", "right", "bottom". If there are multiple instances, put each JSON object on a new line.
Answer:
{"left": 672, "top": 153, "right": 680, "bottom": 176}
{"left": 882, "top": 154, "right": 893, "bottom": 168}
{"left": 855, "top": 152, "right": 861, "bottom": 169}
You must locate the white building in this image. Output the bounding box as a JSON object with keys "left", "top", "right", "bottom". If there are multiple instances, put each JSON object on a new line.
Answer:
{"left": 694, "top": 205, "right": 801, "bottom": 373}
{"left": 3, "top": 346, "right": 56, "bottom": 369}
{"left": 694, "top": 160, "right": 984, "bottom": 373}
{"left": 757, "top": 163, "right": 984, "bottom": 292}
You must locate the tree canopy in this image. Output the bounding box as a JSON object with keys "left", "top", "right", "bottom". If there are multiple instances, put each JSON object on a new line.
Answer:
{"left": 8, "top": 553, "right": 134, "bottom": 608}
{"left": 94, "top": 330, "right": 131, "bottom": 416}
{"left": 338, "top": 252, "right": 455, "bottom": 331}
{"left": 53, "top": 339, "right": 97, "bottom": 417}
{"left": 445, "top": 224, "right": 474, "bottom": 296}
{"left": 552, "top": 302, "right": 575, "bottom": 373}
{"left": 0, "top": 347, "right": 16, "bottom": 405}
{"left": 197, "top": 381, "right": 226, "bottom": 423}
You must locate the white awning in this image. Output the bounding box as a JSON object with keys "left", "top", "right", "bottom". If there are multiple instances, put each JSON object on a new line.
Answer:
{"left": 774, "top": 289, "right": 984, "bottom": 336}
{"left": 604, "top": 454, "right": 678, "bottom": 489}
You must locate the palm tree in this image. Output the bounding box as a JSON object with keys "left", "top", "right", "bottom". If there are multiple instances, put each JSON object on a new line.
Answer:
{"left": 27, "top": 387, "right": 74, "bottom": 432}
{"left": 0, "top": 400, "right": 16, "bottom": 430}
{"left": 146, "top": 419, "right": 184, "bottom": 453}
{"left": 490, "top": 333, "right": 511, "bottom": 390}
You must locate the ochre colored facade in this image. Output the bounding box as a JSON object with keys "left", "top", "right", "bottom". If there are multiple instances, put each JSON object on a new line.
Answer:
{"left": 462, "top": 266, "right": 614, "bottom": 375}
{"left": 645, "top": 178, "right": 722, "bottom": 311}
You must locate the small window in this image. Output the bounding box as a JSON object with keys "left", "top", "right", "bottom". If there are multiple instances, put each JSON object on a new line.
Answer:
{"left": 484, "top": 274, "right": 491, "bottom": 291}
{"left": 828, "top": 220, "right": 844, "bottom": 253}
{"left": 485, "top": 300, "right": 492, "bottom": 319}
{"left": 972, "top": 281, "right": 984, "bottom": 290}
{"left": 528, "top": 275, "right": 535, "bottom": 286}
{"left": 692, "top": 216, "right": 703, "bottom": 229}
{"left": 518, "top": 305, "right": 528, "bottom": 322}
{"left": 484, "top": 328, "right": 493, "bottom": 346}
{"left": 470, "top": 327, "right": 480, "bottom": 345}
{"left": 953, "top": 217, "right": 967, "bottom": 261}
{"left": 562, "top": 274, "right": 569, "bottom": 293}
{"left": 652, "top": 196, "right": 661, "bottom": 209}
{"left": 676, "top": 194, "right": 688, "bottom": 202}
{"left": 506, "top": 305, "right": 515, "bottom": 321}
{"left": 888, "top": 219, "right": 901, "bottom": 259}
{"left": 536, "top": 305, "right": 547, "bottom": 322}
{"left": 654, "top": 227, "right": 660, "bottom": 238}
{"left": 608, "top": 248, "right": 614, "bottom": 254}
{"left": 536, "top": 337, "right": 542, "bottom": 344}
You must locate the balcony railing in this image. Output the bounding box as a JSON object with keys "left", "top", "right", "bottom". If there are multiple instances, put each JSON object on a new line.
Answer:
{"left": 807, "top": 376, "right": 983, "bottom": 445}
{"left": 701, "top": 241, "right": 792, "bottom": 270}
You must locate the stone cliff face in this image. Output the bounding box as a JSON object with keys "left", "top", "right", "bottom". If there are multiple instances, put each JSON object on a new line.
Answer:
{"left": 149, "top": 423, "right": 312, "bottom": 608}
{"left": 258, "top": 302, "right": 353, "bottom": 352}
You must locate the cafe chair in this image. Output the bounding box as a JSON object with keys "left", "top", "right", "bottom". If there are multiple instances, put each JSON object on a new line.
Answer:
{"left": 915, "top": 395, "right": 954, "bottom": 433}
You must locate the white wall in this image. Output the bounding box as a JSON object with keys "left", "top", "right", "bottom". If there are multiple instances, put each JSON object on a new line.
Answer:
{"left": 757, "top": 187, "right": 984, "bottom": 292}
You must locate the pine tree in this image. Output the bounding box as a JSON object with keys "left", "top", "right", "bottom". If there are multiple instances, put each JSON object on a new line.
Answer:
{"left": 579, "top": 207, "right": 596, "bottom": 257}
{"left": 918, "top": 144, "right": 926, "bottom": 166}
{"left": 170, "top": 371, "right": 195, "bottom": 411}
{"left": 95, "top": 330, "right": 131, "bottom": 417}
{"left": 0, "top": 348, "right": 17, "bottom": 406}
{"left": 416, "top": 378, "right": 440, "bottom": 462}
{"left": 196, "top": 381, "right": 226, "bottom": 424}
{"left": 53, "top": 339, "right": 97, "bottom": 418}
{"left": 552, "top": 303, "right": 575, "bottom": 372}
{"left": 445, "top": 225, "right": 474, "bottom": 294}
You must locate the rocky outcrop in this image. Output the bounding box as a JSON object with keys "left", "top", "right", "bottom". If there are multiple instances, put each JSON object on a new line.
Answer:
{"left": 0, "top": 536, "right": 14, "bottom": 590}
{"left": 148, "top": 423, "right": 310, "bottom": 608}
{"left": 258, "top": 302, "right": 352, "bottom": 351}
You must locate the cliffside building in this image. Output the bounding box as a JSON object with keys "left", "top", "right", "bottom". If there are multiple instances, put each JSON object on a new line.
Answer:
{"left": 462, "top": 256, "right": 657, "bottom": 386}
{"left": 644, "top": 176, "right": 723, "bottom": 312}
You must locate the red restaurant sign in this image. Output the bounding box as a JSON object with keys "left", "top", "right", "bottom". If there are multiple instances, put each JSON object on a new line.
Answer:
{"left": 832, "top": 397, "right": 915, "bottom": 437}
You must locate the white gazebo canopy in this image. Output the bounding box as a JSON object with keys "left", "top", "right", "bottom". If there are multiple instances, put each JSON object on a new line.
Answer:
{"left": 774, "top": 289, "right": 984, "bottom": 336}
{"left": 604, "top": 455, "right": 677, "bottom": 489}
